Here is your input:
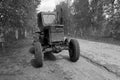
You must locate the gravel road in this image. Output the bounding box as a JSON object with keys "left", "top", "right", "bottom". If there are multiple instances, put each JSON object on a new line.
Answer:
{"left": 0, "top": 39, "right": 120, "bottom": 80}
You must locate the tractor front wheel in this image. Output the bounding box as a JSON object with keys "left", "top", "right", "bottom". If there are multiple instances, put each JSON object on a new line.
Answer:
{"left": 69, "top": 39, "right": 80, "bottom": 62}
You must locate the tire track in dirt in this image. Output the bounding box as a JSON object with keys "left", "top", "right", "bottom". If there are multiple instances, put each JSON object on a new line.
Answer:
{"left": 0, "top": 39, "right": 120, "bottom": 80}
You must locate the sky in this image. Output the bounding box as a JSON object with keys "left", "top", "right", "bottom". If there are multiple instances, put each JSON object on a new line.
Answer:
{"left": 36, "top": 0, "right": 65, "bottom": 12}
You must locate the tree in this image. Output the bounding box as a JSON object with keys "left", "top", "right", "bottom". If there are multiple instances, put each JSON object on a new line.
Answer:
{"left": 55, "top": 0, "right": 120, "bottom": 38}
{"left": 55, "top": 1, "right": 71, "bottom": 35}
{"left": 0, "top": 0, "right": 41, "bottom": 42}
{"left": 72, "top": 0, "right": 90, "bottom": 36}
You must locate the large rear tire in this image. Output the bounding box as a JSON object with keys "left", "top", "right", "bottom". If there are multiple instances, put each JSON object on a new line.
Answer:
{"left": 34, "top": 42, "right": 43, "bottom": 67}
{"left": 69, "top": 39, "right": 80, "bottom": 62}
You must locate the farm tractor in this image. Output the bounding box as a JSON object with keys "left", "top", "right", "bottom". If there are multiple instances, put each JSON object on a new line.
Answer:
{"left": 30, "top": 12, "right": 80, "bottom": 67}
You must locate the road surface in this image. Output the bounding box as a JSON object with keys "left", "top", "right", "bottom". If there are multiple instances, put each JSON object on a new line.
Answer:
{"left": 0, "top": 38, "right": 120, "bottom": 80}
{"left": 76, "top": 38, "right": 120, "bottom": 77}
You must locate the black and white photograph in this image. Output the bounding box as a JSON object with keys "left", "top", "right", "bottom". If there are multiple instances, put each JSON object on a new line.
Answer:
{"left": 0, "top": 0, "right": 120, "bottom": 80}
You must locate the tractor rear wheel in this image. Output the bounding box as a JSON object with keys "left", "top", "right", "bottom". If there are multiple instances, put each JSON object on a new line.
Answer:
{"left": 29, "top": 47, "right": 35, "bottom": 54}
{"left": 34, "top": 42, "right": 43, "bottom": 67}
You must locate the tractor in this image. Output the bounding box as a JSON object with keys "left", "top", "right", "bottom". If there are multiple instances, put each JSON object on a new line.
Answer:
{"left": 30, "top": 12, "right": 80, "bottom": 67}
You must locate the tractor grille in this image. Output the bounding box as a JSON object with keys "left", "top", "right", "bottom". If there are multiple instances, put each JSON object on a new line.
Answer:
{"left": 50, "top": 25, "right": 64, "bottom": 42}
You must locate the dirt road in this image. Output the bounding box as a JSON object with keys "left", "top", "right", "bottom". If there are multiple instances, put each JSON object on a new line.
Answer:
{"left": 76, "top": 38, "right": 120, "bottom": 77}
{"left": 0, "top": 39, "right": 120, "bottom": 80}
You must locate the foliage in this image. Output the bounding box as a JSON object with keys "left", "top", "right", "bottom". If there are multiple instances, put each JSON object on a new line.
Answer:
{"left": 0, "top": 0, "right": 40, "bottom": 42}
{"left": 55, "top": 1, "right": 71, "bottom": 34}
{"left": 55, "top": 0, "right": 120, "bottom": 38}
{"left": 73, "top": 0, "right": 90, "bottom": 36}
{"left": 0, "top": 0, "right": 40, "bottom": 30}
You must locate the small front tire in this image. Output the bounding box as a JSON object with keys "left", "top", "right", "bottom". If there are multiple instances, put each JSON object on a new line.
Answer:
{"left": 69, "top": 39, "right": 80, "bottom": 62}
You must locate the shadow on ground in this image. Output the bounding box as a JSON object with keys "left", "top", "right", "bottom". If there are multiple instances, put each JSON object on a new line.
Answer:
{"left": 30, "top": 52, "right": 56, "bottom": 68}
{"left": 30, "top": 51, "right": 71, "bottom": 68}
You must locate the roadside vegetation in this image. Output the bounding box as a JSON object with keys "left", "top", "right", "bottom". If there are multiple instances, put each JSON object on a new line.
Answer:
{"left": 55, "top": 0, "right": 120, "bottom": 42}
{"left": 1, "top": 0, "right": 120, "bottom": 48}
{"left": 0, "top": 0, "right": 40, "bottom": 48}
